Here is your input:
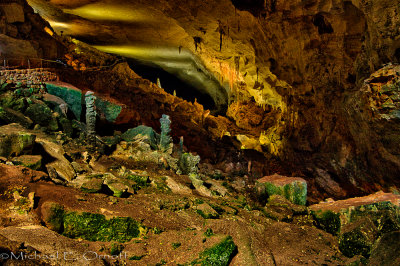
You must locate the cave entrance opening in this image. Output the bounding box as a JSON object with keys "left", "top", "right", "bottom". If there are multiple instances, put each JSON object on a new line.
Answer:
{"left": 126, "top": 58, "right": 217, "bottom": 112}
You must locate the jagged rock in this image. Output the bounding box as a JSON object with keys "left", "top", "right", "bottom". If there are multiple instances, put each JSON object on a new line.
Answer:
{"left": 0, "top": 123, "right": 36, "bottom": 158}
{"left": 0, "top": 106, "right": 32, "bottom": 127}
{"left": 368, "top": 231, "right": 400, "bottom": 266}
{"left": 11, "top": 155, "right": 42, "bottom": 170}
{"left": 36, "top": 136, "right": 75, "bottom": 181}
{"left": 71, "top": 162, "right": 88, "bottom": 174}
{"left": 0, "top": 225, "right": 104, "bottom": 266}
{"left": 25, "top": 103, "right": 58, "bottom": 131}
{"left": 204, "top": 179, "right": 229, "bottom": 196}
{"left": 189, "top": 174, "right": 214, "bottom": 198}
{"left": 310, "top": 192, "right": 400, "bottom": 235}
{"left": 255, "top": 174, "right": 307, "bottom": 205}
{"left": 165, "top": 176, "right": 192, "bottom": 195}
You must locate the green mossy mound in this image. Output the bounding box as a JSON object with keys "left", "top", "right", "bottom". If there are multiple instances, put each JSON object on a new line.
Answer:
{"left": 190, "top": 236, "right": 237, "bottom": 265}
{"left": 46, "top": 204, "right": 145, "bottom": 243}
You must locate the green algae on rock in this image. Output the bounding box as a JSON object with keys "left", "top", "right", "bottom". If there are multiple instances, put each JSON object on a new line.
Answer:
{"left": 310, "top": 192, "right": 400, "bottom": 236}
{"left": 338, "top": 217, "right": 378, "bottom": 258}
{"left": 255, "top": 174, "right": 307, "bottom": 205}
{"left": 190, "top": 236, "right": 237, "bottom": 265}
{"left": 95, "top": 97, "right": 122, "bottom": 123}
{"left": 46, "top": 83, "right": 82, "bottom": 120}
{"left": 44, "top": 203, "right": 146, "bottom": 243}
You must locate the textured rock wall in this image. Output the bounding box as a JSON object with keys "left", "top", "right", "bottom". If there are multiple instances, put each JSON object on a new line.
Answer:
{"left": 0, "top": 0, "right": 64, "bottom": 62}
{"left": 13, "top": 0, "right": 400, "bottom": 197}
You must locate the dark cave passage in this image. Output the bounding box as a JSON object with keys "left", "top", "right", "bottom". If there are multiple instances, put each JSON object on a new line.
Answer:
{"left": 126, "top": 59, "right": 217, "bottom": 112}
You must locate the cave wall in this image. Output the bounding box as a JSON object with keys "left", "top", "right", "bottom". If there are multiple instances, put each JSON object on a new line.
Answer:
{"left": 0, "top": 0, "right": 64, "bottom": 64}
{"left": 6, "top": 0, "right": 400, "bottom": 197}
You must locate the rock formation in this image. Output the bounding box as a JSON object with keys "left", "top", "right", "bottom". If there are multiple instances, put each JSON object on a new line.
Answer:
{"left": 0, "top": 0, "right": 400, "bottom": 264}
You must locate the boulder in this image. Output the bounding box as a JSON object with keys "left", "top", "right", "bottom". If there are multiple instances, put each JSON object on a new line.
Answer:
{"left": 263, "top": 194, "right": 307, "bottom": 221}
{"left": 121, "top": 125, "right": 158, "bottom": 149}
{"left": 35, "top": 136, "right": 75, "bottom": 181}
{"left": 11, "top": 155, "right": 42, "bottom": 170}
{"left": 106, "top": 182, "right": 129, "bottom": 198}
{"left": 164, "top": 175, "right": 192, "bottom": 195}
{"left": 255, "top": 174, "right": 307, "bottom": 205}
{"left": 0, "top": 123, "right": 36, "bottom": 158}
{"left": 309, "top": 192, "right": 400, "bottom": 235}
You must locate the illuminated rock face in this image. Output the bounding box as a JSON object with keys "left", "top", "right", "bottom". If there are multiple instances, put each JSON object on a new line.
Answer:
{"left": 9, "top": 0, "right": 400, "bottom": 196}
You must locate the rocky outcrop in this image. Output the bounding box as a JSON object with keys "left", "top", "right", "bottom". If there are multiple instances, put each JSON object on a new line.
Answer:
{"left": 0, "top": 0, "right": 65, "bottom": 63}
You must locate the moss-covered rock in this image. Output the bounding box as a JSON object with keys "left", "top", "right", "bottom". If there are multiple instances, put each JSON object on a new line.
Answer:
{"left": 25, "top": 103, "right": 58, "bottom": 131}
{"left": 80, "top": 178, "right": 104, "bottom": 193}
{"left": 178, "top": 152, "right": 201, "bottom": 175}
{"left": 339, "top": 217, "right": 378, "bottom": 258}
{"left": 11, "top": 155, "right": 42, "bottom": 170}
{"left": 126, "top": 174, "right": 150, "bottom": 191}
{"left": 190, "top": 236, "right": 237, "bottom": 265}
{"left": 42, "top": 203, "right": 146, "bottom": 243}
{"left": 0, "top": 124, "right": 36, "bottom": 158}
{"left": 255, "top": 174, "right": 307, "bottom": 205}
{"left": 58, "top": 116, "right": 74, "bottom": 137}
{"left": 106, "top": 182, "right": 129, "bottom": 198}
{"left": 310, "top": 193, "right": 400, "bottom": 236}
{"left": 263, "top": 194, "right": 307, "bottom": 221}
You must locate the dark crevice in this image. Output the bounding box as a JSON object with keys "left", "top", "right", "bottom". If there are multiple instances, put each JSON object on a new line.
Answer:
{"left": 126, "top": 58, "right": 217, "bottom": 111}
{"left": 394, "top": 48, "right": 400, "bottom": 63}
{"left": 312, "top": 13, "right": 334, "bottom": 34}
